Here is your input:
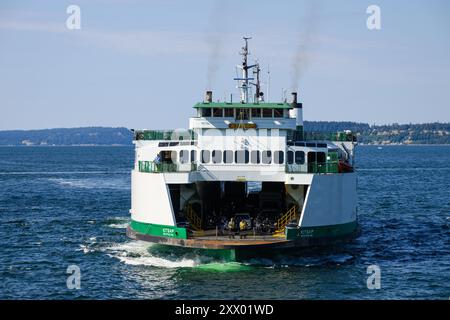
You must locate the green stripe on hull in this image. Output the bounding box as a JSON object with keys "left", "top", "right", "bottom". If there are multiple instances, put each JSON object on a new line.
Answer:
{"left": 286, "top": 221, "right": 357, "bottom": 240}
{"left": 130, "top": 220, "right": 187, "bottom": 239}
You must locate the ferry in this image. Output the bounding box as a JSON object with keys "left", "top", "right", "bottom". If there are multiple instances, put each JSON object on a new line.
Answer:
{"left": 127, "top": 38, "right": 358, "bottom": 261}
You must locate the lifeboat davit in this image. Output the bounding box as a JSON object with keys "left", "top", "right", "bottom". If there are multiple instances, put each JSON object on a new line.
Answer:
{"left": 338, "top": 160, "right": 354, "bottom": 173}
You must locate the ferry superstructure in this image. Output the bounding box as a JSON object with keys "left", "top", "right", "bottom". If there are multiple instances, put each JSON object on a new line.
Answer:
{"left": 127, "top": 38, "right": 358, "bottom": 261}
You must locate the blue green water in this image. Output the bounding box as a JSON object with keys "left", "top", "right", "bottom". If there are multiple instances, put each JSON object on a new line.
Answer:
{"left": 0, "top": 146, "right": 449, "bottom": 299}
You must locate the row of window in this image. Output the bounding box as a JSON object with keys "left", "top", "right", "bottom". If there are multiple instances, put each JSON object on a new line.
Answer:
{"left": 200, "top": 108, "right": 286, "bottom": 119}
{"left": 173, "top": 150, "right": 326, "bottom": 165}
{"left": 287, "top": 141, "right": 328, "bottom": 148}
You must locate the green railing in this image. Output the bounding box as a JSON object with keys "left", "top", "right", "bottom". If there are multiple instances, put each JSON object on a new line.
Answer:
{"left": 308, "top": 162, "right": 339, "bottom": 173}
{"left": 303, "top": 131, "right": 356, "bottom": 142}
{"left": 286, "top": 162, "right": 339, "bottom": 174}
{"left": 138, "top": 161, "right": 197, "bottom": 173}
{"left": 135, "top": 130, "right": 196, "bottom": 141}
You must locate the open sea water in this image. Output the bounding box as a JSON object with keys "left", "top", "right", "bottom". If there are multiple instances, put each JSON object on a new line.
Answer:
{"left": 0, "top": 146, "right": 449, "bottom": 299}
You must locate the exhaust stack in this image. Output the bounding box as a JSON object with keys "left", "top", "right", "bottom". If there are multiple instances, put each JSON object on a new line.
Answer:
{"left": 290, "top": 92, "right": 304, "bottom": 140}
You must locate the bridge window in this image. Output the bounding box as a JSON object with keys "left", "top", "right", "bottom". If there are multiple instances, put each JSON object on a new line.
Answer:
{"left": 236, "top": 108, "right": 249, "bottom": 120}
{"left": 224, "top": 108, "right": 234, "bottom": 117}
{"left": 262, "top": 108, "right": 273, "bottom": 118}
{"left": 223, "top": 150, "right": 233, "bottom": 164}
{"left": 251, "top": 150, "right": 260, "bottom": 164}
{"left": 201, "top": 150, "right": 210, "bottom": 163}
{"left": 274, "top": 151, "right": 284, "bottom": 164}
{"left": 201, "top": 108, "right": 212, "bottom": 117}
{"left": 295, "top": 151, "right": 305, "bottom": 164}
{"left": 179, "top": 150, "right": 189, "bottom": 164}
{"left": 262, "top": 150, "right": 272, "bottom": 164}
{"left": 273, "top": 108, "right": 283, "bottom": 118}
{"left": 235, "top": 150, "right": 249, "bottom": 164}
{"left": 212, "top": 150, "right": 222, "bottom": 163}
{"left": 212, "top": 108, "right": 223, "bottom": 117}
{"left": 190, "top": 150, "right": 197, "bottom": 162}
{"left": 251, "top": 108, "right": 261, "bottom": 118}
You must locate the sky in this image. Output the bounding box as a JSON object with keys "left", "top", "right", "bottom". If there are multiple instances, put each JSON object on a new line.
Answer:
{"left": 0, "top": 0, "right": 449, "bottom": 130}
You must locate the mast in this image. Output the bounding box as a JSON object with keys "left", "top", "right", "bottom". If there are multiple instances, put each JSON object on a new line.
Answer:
{"left": 240, "top": 37, "right": 251, "bottom": 103}
{"left": 234, "top": 37, "right": 264, "bottom": 103}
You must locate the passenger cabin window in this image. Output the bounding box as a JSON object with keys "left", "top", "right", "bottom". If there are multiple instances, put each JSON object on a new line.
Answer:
{"left": 308, "top": 151, "right": 326, "bottom": 163}
{"left": 161, "top": 150, "right": 176, "bottom": 163}
{"left": 273, "top": 109, "right": 283, "bottom": 118}
{"left": 223, "top": 150, "right": 233, "bottom": 164}
{"left": 201, "top": 150, "right": 210, "bottom": 163}
{"left": 236, "top": 108, "right": 249, "bottom": 120}
{"left": 224, "top": 108, "right": 234, "bottom": 117}
{"left": 262, "top": 108, "right": 273, "bottom": 118}
{"left": 201, "top": 108, "right": 212, "bottom": 117}
{"left": 295, "top": 151, "right": 305, "bottom": 164}
{"left": 235, "top": 150, "right": 249, "bottom": 164}
{"left": 190, "top": 150, "right": 197, "bottom": 162}
{"left": 274, "top": 151, "right": 284, "bottom": 164}
{"left": 287, "top": 151, "right": 294, "bottom": 164}
{"left": 251, "top": 150, "right": 260, "bottom": 164}
{"left": 262, "top": 150, "right": 272, "bottom": 164}
{"left": 251, "top": 108, "right": 261, "bottom": 118}
{"left": 179, "top": 150, "right": 189, "bottom": 164}
{"left": 317, "top": 152, "right": 326, "bottom": 163}
{"left": 212, "top": 108, "right": 223, "bottom": 117}
{"left": 212, "top": 150, "right": 222, "bottom": 164}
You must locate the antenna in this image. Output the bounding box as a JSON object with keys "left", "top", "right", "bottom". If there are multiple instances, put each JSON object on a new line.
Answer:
{"left": 267, "top": 64, "right": 270, "bottom": 103}
{"left": 252, "top": 60, "right": 263, "bottom": 103}
{"left": 234, "top": 37, "right": 254, "bottom": 103}
{"left": 233, "top": 37, "right": 265, "bottom": 103}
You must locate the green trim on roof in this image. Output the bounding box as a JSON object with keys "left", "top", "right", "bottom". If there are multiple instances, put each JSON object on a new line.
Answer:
{"left": 193, "top": 102, "right": 293, "bottom": 109}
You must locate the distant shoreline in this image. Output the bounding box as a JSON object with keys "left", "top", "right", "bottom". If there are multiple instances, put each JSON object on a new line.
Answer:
{"left": 0, "top": 144, "right": 449, "bottom": 147}
{"left": 0, "top": 123, "right": 448, "bottom": 146}
{"left": 0, "top": 144, "right": 132, "bottom": 147}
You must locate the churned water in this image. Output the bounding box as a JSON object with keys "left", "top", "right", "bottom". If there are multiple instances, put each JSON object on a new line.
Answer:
{"left": 0, "top": 146, "right": 449, "bottom": 299}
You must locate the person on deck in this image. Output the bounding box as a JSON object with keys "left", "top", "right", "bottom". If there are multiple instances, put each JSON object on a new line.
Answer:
{"left": 239, "top": 220, "right": 248, "bottom": 239}
{"left": 228, "top": 218, "right": 235, "bottom": 239}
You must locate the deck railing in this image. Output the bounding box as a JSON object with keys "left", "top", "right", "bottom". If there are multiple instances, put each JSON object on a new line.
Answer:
{"left": 286, "top": 161, "right": 339, "bottom": 174}
{"left": 139, "top": 160, "right": 339, "bottom": 174}
{"left": 135, "top": 130, "right": 197, "bottom": 141}
{"left": 303, "top": 131, "right": 356, "bottom": 142}
{"left": 275, "top": 205, "right": 299, "bottom": 234}
{"left": 138, "top": 161, "right": 197, "bottom": 173}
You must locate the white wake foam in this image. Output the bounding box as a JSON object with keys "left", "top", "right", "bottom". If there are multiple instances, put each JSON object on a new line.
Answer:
{"left": 107, "top": 216, "right": 130, "bottom": 229}
{"left": 104, "top": 241, "right": 198, "bottom": 268}
{"left": 48, "top": 177, "right": 129, "bottom": 190}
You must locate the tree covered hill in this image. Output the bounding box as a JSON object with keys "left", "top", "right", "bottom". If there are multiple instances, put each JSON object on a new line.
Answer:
{"left": 304, "top": 122, "right": 450, "bottom": 144}
{"left": 0, "top": 122, "right": 448, "bottom": 145}
{"left": 0, "top": 127, "right": 133, "bottom": 146}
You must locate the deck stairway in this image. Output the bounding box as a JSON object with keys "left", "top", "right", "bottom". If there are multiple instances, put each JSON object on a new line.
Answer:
{"left": 185, "top": 203, "right": 203, "bottom": 232}
{"left": 274, "top": 205, "right": 299, "bottom": 236}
